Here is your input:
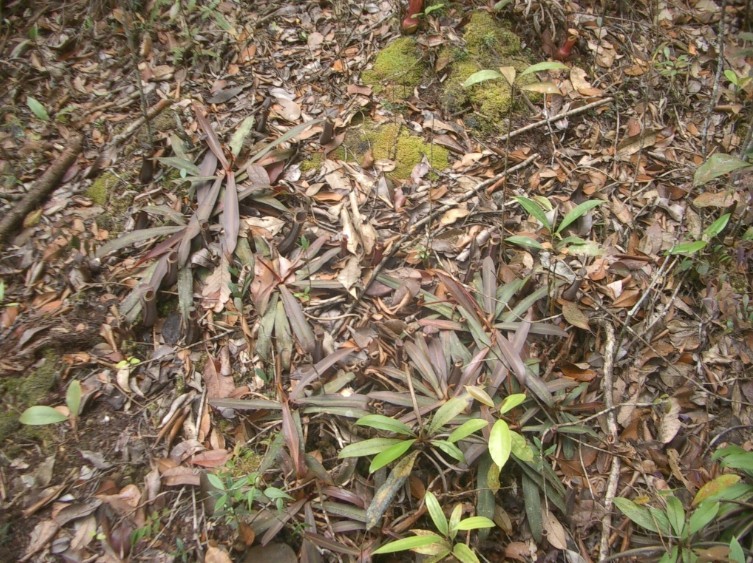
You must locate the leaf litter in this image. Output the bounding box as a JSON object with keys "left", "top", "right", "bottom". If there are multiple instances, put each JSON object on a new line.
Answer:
{"left": 0, "top": 0, "right": 752, "bottom": 561}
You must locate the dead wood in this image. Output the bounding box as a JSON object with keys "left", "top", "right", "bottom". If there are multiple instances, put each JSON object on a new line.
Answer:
{"left": 0, "top": 133, "right": 83, "bottom": 248}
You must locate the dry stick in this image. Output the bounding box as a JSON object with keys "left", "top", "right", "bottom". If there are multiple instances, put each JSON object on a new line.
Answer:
{"left": 598, "top": 321, "right": 620, "bottom": 562}
{"left": 701, "top": 0, "right": 727, "bottom": 158}
{"left": 332, "top": 153, "right": 540, "bottom": 334}
{"left": 497, "top": 97, "right": 614, "bottom": 143}
{"left": 108, "top": 97, "right": 173, "bottom": 148}
{"left": 0, "top": 133, "right": 83, "bottom": 247}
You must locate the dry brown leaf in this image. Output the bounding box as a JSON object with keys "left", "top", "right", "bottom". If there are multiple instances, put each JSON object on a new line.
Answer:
{"left": 440, "top": 206, "right": 469, "bottom": 226}
{"left": 658, "top": 397, "right": 682, "bottom": 443}
{"left": 202, "top": 356, "right": 235, "bottom": 400}
{"left": 610, "top": 198, "right": 632, "bottom": 224}
{"left": 161, "top": 466, "right": 201, "bottom": 487}
{"left": 190, "top": 449, "right": 231, "bottom": 468}
{"left": 693, "top": 191, "right": 737, "bottom": 208}
{"left": 543, "top": 509, "right": 568, "bottom": 550}
{"left": 20, "top": 519, "right": 59, "bottom": 562}
{"left": 205, "top": 545, "right": 233, "bottom": 563}
{"left": 562, "top": 301, "right": 591, "bottom": 331}
{"left": 337, "top": 255, "right": 361, "bottom": 295}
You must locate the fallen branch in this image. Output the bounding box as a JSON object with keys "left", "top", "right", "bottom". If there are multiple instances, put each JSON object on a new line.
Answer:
{"left": 0, "top": 133, "right": 83, "bottom": 248}
{"left": 498, "top": 97, "right": 613, "bottom": 143}
{"left": 333, "top": 153, "right": 539, "bottom": 334}
{"left": 598, "top": 320, "right": 620, "bottom": 562}
{"left": 108, "top": 97, "right": 172, "bottom": 148}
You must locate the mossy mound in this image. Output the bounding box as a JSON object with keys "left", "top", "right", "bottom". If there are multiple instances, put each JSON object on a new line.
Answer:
{"left": 440, "top": 11, "right": 540, "bottom": 132}
{"left": 341, "top": 121, "right": 449, "bottom": 180}
{"left": 361, "top": 37, "right": 425, "bottom": 97}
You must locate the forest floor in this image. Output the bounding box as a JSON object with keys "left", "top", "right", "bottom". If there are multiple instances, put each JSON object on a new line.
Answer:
{"left": 1, "top": 0, "right": 753, "bottom": 561}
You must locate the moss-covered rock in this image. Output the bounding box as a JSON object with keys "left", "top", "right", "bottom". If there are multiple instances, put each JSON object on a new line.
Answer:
{"left": 341, "top": 121, "right": 449, "bottom": 180}
{"left": 361, "top": 37, "right": 425, "bottom": 97}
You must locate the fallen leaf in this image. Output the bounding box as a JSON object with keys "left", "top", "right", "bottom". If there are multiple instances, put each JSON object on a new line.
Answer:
{"left": 562, "top": 301, "right": 591, "bottom": 331}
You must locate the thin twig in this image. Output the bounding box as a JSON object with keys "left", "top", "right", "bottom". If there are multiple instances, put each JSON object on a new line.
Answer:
{"left": 599, "top": 321, "right": 621, "bottom": 562}
{"left": 332, "top": 153, "right": 540, "bottom": 334}
{"left": 701, "top": 0, "right": 727, "bottom": 157}
{"left": 497, "top": 97, "right": 613, "bottom": 144}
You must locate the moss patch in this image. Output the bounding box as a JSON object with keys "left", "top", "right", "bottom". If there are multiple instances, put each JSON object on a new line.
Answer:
{"left": 87, "top": 170, "right": 119, "bottom": 206}
{"left": 361, "top": 37, "right": 425, "bottom": 97}
{"left": 86, "top": 170, "right": 136, "bottom": 233}
{"left": 440, "top": 11, "right": 539, "bottom": 133}
{"left": 340, "top": 122, "right": 449, "bottom": 180}
{"left": 0, "top": 351, "right": 60, "bottom": 444}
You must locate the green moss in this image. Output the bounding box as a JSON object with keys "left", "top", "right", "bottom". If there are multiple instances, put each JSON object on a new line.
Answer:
{"left": 340, "top": 122, "right": 449, "bottom": 180}
{"left": 463, "top": 12, "right": 521, "bottom": 67}
{"left": 299, "top": 152, "right": 324, "bottom": 173}
{"left": 87, "top": 170, "right": 119, "bottom": 206}
{"left": 361, "top": 37, "right": 425, "bottom": 96}
{"left": 0, "top": 351, "right": 61, "bottom": 444}
{"left": 86, "top": 170, "right": 136, "bottom": 233}
{"left": 439, "top": 11, "right": 540, "bottom": 133}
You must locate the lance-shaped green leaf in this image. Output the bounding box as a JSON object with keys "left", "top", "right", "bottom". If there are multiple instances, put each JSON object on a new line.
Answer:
{"left": 510, "top": 431, "right": 534, "bottom": 461}
{"left": 691, "top": 501, "right": 720, "bottom": 538}
{"left": 522, "top": 473, "right": 543, "bottom": 542}
{"left": 462, "top": 69, "right": 503, "bottom": 88}
{"left": 371, "top": 533, "right": 445, "bottom": 554}
{"left": 515, "top": 196, "right": 552, "bottom": 231}
{"left": 668, "top": 240, "right": 707, "bottom": 256}
{"left": 193, "top": 102, "right": 229, "bottom": 170}
{"left": 430, "top": 439, "right": 465, "bottom": 463}
{"left": 448, "top": 419, "right": 488, "bottom": 443}
{"left": 339, "top": 437, "right": 405, "bottom": 458}
{"left": 279, "top": 284, "right": 315, "bottom": 353}
{"left": 96, "top": 225, "right": 185, "bottom": 258}
{"left": 556, "top": 200, "right": 603, "bottom": 234}
{"left": 27, "top": 96, "right": 50, "bottom": 121}
{"left": 427, "top": 396, "right": 471, "bottom": 435}
{"left": 223, "top": 171, "right": 239, "bottom": 255}
{"left": 453, "top": 543, "right": 480, "bottom": 563}
{"left": 665, "top": 495, "right": 685, "bottom": 537}
{"left": 448, "top": 503, "right": 463, "bottom": 539}
{"left": 369, "top": 439, "right": 416, "bottom": 472}
{"left": 489, "top": 419, "right": 512, "bottom": 470}
{"left": 520, "top": 61, "right": 569, "bottom": 76}
{"left": 366, "top": 450, "right": 420, "bottom": 529}
{"left": 506, "top": 235, "right": 544, "bottom": 250}
{"left": 66, "top": 380, "right": 82, "bottom": 418}
{"left": 248, "top": 118, "right": 324, "bottom": 165}
{"left": 229, "top": 115, "right": 255, "bottom": 158}
{"left": 456, "top": 516, "right": 495, "bottom": 531}
{"left": 703, "top": 213, "right": 730, "bottom": 241}
{"left": 19, "top": 406, "right": 68, "bottom": 425}
{"left": 694, "top": 153, "right": 751, "bottom": 186}
{"left": 424, "top": 491, "right": 448, "bottom": 536}
{"left": 499, "top": 393, "right": 526, "bottom": 414}
{"left": 613, "top": 498, "right": 664, "bottom": 534}
{"left": 356, "top": 414, "right": 414, "bottom": 436}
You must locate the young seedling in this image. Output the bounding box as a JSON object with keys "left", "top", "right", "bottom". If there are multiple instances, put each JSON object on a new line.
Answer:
{"left": 372, "top": 490, "right": 495, "bottom": 563}
{"left": 19, "top": 380, "right": 82, "bottom": 431}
